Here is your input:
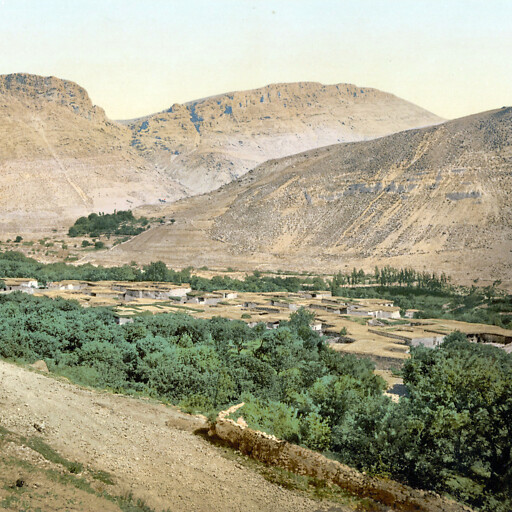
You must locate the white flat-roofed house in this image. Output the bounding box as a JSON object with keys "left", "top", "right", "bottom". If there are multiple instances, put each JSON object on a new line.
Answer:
{"left": 216, "top": 290, "right": 238, "bottom": 300}
{"left": 347, "top": 304, "right": 401, "bottom": 319}
{"left": 3, "top": 278, "right": 39, "bottom": 293}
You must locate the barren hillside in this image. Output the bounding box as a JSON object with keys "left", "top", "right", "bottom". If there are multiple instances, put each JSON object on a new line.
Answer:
{"left": 0, "top": 74, "right": 442, "bottom": 235}
{"left": 127, "top": 81, "right": 443, "bottom": 194}
{"left": 89, "top": 107, "right": 512, "bottom": 288}
{"left": 0, "top": 73, "right": 183, "bottom": 234}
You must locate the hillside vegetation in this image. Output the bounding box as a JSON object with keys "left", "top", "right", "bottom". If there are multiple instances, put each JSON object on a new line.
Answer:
{"left": 0, "top": 292, "right": 510, "bottom": 511}
{"left": 67, "top": 210, "right": 150, "bottom": 238}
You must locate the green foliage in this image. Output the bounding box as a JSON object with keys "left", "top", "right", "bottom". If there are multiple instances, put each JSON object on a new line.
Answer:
{"left": 235, "top": 396, "right": 301, "bottom": 443}
{"left": 329, "top": 331, "right": 512, "bottom": 511}
{"left": 333, "top": 284, "right": 511, "bottom": 329}
{"left": 300, "top": 412, "right": 331, "bottom": 451}
{"left": 0, "top": 291, "right": 510, "bottom": 510}
{"left": 0, "top": 293, "right": 381, "bottom": 409}
{"left": 14, "top": 236, "right": 22, "bottom": 243}
{"left": 0, "top": 250, "right": 332, "bottom": 293}
{"left": 68, "top": 210, "right": 147, "bottom": 238}
{"left": 25, "top": 436, "right": 83, "bottom": 474}
{"left": 396, "top": 332, "right": 512, "bottom": 503}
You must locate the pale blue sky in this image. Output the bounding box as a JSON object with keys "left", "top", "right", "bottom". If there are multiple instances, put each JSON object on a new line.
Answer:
{"left": 0, "top": 0, "right": 510, "bottom": 120}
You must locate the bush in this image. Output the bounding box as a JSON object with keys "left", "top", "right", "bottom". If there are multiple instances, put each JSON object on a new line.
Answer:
{"left": 0, "top": 293, "right": 509, "bottom": 511}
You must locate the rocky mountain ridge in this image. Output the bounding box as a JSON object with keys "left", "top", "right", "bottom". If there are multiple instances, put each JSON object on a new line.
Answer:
{"left": 126, "top": 81, "right": 443, "bottom": 194}
{"left": 0, "top": 73, "right": 443, "bottom": 233}
{"left": 0, "top": 73, "right": 106, "bottom": 122}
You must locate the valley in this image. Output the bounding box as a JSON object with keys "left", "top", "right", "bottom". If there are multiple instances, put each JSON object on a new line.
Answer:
{"left": 1, "top": 274, "right": 510, "bottom": 512}
{"left": 1, "top": 70, "right": 511, "bottom": 512}
{"left": 84, "top": 107, "right": 512, "bottom": 290}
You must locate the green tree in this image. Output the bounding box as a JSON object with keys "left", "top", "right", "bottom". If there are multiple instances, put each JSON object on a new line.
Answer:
{"left": 143, "top": 261, "right": 169, "bottom": 281}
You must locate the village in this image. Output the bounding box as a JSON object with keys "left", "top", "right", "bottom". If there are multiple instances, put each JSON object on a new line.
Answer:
{"left": 3, "top": 276, "right": 512, "bottom": 371}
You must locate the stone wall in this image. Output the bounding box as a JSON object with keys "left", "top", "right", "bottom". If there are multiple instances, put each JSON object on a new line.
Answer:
{"left": 210, "top": 404, "right": 472, "bottom": 512}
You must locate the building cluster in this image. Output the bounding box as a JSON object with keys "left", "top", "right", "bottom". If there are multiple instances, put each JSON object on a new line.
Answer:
{"left": 2, "top": 278, "right": 511, "bottom": 361}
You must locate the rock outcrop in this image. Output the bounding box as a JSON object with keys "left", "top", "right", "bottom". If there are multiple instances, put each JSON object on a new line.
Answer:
{"left": 210, "top": 404, "right": 472, "bottom": 512}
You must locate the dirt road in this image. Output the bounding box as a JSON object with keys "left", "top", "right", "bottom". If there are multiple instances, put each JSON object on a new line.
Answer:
{"left": 0, "top": 360, "right": 348, "bottom": 512}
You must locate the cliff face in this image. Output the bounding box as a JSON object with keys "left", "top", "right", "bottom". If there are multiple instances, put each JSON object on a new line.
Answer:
{"left": 91, "top": 108, "right": 512, "bottom": 288}
{"left": 0, "top": 73, "right": 107, "bottom": 122}
{"left": 127, "top": 81, "right": 443, "bottom": 194}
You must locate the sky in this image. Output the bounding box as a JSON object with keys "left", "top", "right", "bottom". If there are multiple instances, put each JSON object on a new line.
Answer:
{"left": 0, "top": 0, "right": 510, "bottom": 120}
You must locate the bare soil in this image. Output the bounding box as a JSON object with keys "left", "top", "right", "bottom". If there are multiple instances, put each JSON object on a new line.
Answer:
{"left": 0, "top": 360, "right": 350, "bottom": 512}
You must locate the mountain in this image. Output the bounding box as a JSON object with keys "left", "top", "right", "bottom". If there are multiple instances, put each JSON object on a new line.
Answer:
{"left": 90, "top": 107, "right": 512, "bottom": 288}
{"left": 125, "top": 81, "right": 443, "bottom": 194}
{"left": 0, "top": 73, "right": 185, "bottom": 234}
{"left": 0, "top": 74, "right": 442, "bottom": 234}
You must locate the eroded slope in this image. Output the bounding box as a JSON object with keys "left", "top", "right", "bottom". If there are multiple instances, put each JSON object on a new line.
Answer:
{"left": 91, "top": 108, "right": 512, "bottom": 288}
{"left": 0, "top": 73, "right": 185, "bottom": 234}
{"left": 127, "top": 82, "right": 443, "bottom": 194}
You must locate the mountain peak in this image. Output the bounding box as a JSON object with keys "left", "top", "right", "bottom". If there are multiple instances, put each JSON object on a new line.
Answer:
{"left": 0, "top": 73, "right": 105, "bottom": 120}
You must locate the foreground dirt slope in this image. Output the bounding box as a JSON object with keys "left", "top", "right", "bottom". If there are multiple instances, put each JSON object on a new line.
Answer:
{"left": 90, "top": 107, "right": 512, "bottom": 289}
{"left": 0, "top": 360, "right": 348, "bottom": 512}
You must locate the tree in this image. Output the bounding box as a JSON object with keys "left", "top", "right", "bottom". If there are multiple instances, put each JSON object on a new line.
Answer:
{"left": 143, "top": 261, "right": 169, "bottom": 281}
